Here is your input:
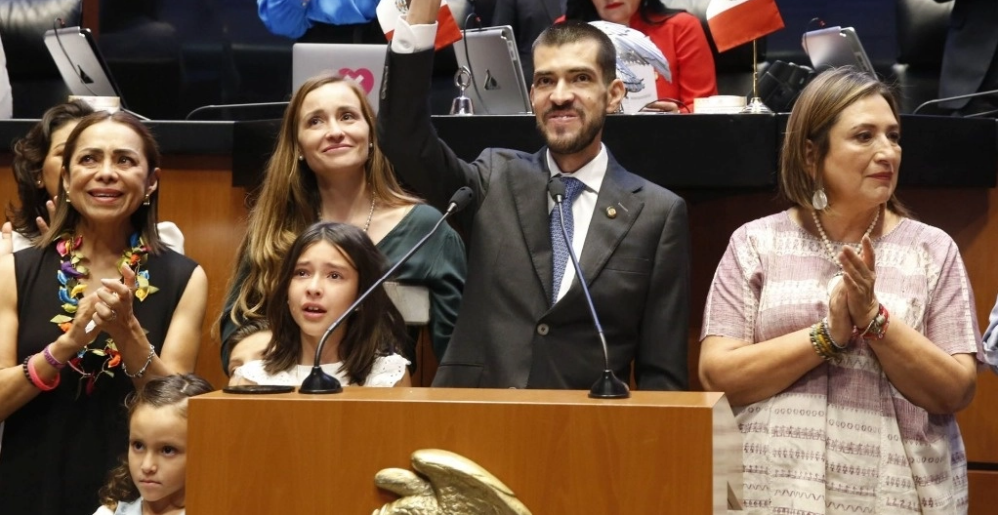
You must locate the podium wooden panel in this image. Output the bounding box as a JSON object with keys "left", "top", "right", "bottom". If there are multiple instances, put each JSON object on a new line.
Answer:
{"left": 187, "top": 389, "right": 741, "bottom": 514}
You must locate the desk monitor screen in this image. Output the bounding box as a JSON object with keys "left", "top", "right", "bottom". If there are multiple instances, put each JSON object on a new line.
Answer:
{"left": 43, "top": 27, "right": 125, "bottom": 102}
{"left": 802, "top": 26, "right": 875, "bottom": 75}
{"left": 292, "top": 43, "right": 387, "bottom": 114}
{"left": 454, "top": 25, "right": 532, "bottom": 115}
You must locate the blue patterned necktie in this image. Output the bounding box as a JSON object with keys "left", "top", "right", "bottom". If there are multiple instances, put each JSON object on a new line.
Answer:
{"left": 550, "top": 176, "right": 586, "bottom": 304}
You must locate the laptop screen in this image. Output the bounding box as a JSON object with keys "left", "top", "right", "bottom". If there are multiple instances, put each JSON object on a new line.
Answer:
{"left": 43, "top": 27, "right": 124, "bottom": 102}
{"left": 453, "top": 25, "right": 532, "bottom": 115}
{"left": 292, "top": 43, "right": 387, "bottom": 113}
{"left": 802, "top": 26, "right": 875, "bottom": 75}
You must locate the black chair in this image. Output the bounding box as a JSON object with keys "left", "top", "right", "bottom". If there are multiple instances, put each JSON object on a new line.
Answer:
{"left": 0, "top": 0, "right": 81, "bottom": 118}
{"left": 892, "top": 0, "right": 953, "bottom": 113}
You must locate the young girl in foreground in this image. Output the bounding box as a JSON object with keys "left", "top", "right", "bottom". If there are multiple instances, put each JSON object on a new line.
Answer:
{"left": 94, "top": 374, "right": 213, "bottom": 515}
{"left": 230, "top": 222, "right": 411, "bottom": 387}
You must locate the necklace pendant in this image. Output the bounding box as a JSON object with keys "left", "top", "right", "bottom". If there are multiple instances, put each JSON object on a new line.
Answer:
{"left": 827, "top": 272, "right": 844, "bottom": 297}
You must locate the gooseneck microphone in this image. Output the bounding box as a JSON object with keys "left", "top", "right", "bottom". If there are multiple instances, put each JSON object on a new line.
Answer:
{"left": 548, "top": 177, "right": 630, "bottom": 399}
{"left": 299, "top": 187, "right": 475, "bottom": 394}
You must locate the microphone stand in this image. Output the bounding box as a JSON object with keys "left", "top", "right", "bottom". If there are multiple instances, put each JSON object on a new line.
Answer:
{"left": 299, "top": 187, "right": 474, "bottom": 394}
{"left": 912, "top": 88, "right": 998, "bottom": 115}
{"left": 549, "top": 178, "right": 630, "bottom": 399}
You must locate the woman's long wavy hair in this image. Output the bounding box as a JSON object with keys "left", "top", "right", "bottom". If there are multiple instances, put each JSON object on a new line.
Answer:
{"left": 98, "top": 374, "right": 214, "bottom": 509}
{"left": 223, "top": 73, "right": 419, "bottom": 332}
{"left": 565, "top": 0, "right": 685, "bottom": 25}
{"left": 262, "top": 222, "right": 407, "bottom": 384}
{"left": 37, "top": 110, "right": 166, "bottom": 253}
{"left": 8, "top": 100, "right": 94, "bottom": 241}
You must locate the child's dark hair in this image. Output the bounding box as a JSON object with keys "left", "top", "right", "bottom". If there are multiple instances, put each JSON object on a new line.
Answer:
{"left": 98, "top": 374, "right": 214, "bottom": 508}
{"left": 263, "top": 222, "right": 408, "bottom": 384}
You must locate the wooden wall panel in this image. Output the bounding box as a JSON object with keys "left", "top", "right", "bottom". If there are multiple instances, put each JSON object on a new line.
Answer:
{"left": 969, "top": 470, "right": 998, "bottom": 515}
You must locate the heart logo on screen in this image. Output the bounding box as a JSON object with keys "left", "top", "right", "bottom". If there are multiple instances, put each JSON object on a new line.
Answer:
{"left": 339, "top": 68, "right": 376, "bottom": 94}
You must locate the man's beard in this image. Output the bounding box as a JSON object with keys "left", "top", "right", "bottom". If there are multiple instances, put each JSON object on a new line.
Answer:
{"left": 537, "top": 105, "right": 606, "bottom": 155}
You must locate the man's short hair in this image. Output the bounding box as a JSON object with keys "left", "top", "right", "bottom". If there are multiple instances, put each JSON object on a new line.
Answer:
{"left": 532, "top": 20, "right": 617, "bottom": 86}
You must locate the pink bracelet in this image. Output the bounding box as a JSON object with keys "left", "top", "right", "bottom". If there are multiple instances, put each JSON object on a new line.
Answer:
{"left": 42, "top": 344, "right": 66, "bottom": 370}
{"left": 27, "top": 356, "right": 60, "bottom": 391}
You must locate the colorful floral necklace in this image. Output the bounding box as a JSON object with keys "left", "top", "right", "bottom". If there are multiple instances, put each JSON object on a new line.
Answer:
{"left": 49, "top": 232, "right": 158, "bottom": 396}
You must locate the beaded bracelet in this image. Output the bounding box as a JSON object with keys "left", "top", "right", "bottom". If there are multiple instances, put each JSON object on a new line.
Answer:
{"left": 123, "top": 343, "right": 156, "bottom": 379}
{"left": 810, "top": 321, "right": 844, "bottom": 363}
{"left": 21, "top": 356, "right": 31, "bottom": 384}
{"left": 42, "top": 344, "right": 67, "bottom": 370}
{"left": 821, "top": 317, "right": 848, "bottom": 351}
{"left": 857, "top": 304, "right": 890, "bottom": 340}
{"left": 26, "top": 355, "right": 60, "bottom": 391}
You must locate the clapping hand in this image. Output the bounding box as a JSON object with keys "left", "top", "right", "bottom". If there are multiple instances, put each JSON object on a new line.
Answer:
{"left": 90, "top": 263, "right": 139, "bottom": 339}
{"left": 839, "top": 236, "right": 880, "bottom": 331}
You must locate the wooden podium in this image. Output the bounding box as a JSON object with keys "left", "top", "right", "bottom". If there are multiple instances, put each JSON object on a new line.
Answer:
{"left": 186, "top": 388, "right": 742, "bottom": 514}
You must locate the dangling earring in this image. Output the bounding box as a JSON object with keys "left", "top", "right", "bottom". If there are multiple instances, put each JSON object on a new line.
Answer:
{"left": 811, "top": 187, "right": 828, "bottom": 211}
{"left": 65, "top": 196, "right": 71, "bottom": 205}
{"left": 143, "top": 193, "right": 151, "bottom": 206}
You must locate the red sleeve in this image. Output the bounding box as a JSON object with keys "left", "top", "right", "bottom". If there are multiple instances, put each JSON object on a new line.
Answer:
{"left": 670, "top": 13, "right": 718, "bottom": 105}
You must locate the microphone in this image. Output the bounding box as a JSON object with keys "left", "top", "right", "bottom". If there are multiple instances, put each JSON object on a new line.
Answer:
{"left": 299, "top": 187, "right": 474, "bottom": 393}
{"left": 547, "top": 177, "right": 630, "bottom": 399}
{"left": 912, "top": 88, "right": 998, "bottom": 115}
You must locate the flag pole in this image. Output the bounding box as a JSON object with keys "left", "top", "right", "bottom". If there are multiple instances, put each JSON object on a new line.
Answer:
{"left": 741, "top": 38, "right": 772, "bottom": 114}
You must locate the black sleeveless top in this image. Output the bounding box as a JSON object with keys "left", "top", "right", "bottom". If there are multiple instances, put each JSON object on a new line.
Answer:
{"left": 0, "top": 244, "right": 198, "bottom": 515}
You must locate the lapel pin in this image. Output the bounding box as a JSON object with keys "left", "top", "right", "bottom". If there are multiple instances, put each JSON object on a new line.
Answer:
{"left": 605, "top": 206, "right": 617, "bottom": 219}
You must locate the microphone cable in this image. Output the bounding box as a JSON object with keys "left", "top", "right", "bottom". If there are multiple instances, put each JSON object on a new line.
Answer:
{"left": 460, "top": 8, "right": 491, "bottom": 114}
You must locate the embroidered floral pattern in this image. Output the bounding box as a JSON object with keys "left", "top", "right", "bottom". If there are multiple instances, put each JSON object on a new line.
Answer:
{"left": 48, "top": 232, "right": 157, "bottom": 396}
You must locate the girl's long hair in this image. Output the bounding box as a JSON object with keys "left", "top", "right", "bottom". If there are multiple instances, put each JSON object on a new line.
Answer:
{"left": 262, "top": 222, "right": 408, "bottom": 384}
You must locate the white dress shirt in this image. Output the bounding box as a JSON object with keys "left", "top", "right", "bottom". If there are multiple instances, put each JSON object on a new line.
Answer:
{"left": 546, "top": 147, "right": 607, "bottom": 302}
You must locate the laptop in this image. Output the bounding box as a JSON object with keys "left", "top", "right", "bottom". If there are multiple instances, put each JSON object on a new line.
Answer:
{"left": 43, "top": 26, "right": 129, "bottom": 107}
{"left": 292, "top": 43, "right": 387, "bottom": 113}
{"left": 802, "top": 26, "right": 875, "bottom": 75}
{"left": 453, "top": 25, "right": 532, "bottom": 115}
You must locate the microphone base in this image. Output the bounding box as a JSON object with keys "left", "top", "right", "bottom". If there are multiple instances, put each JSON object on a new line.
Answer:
{"left": 589, "top": 370, "right": 630, "bottom": 399}
{"left": 298, "top": 366, "right": 344, "bottom": 394}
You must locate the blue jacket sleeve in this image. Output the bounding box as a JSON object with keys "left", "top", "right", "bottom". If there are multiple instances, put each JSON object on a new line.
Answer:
{"left": 258, "top": 0, "right": 312, "bottom": 39}
{"left": 983, "top": 293, "right": 998, "bottom": 373}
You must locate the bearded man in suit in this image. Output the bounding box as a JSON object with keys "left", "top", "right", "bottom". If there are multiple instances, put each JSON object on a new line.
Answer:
{"left": 378, "top": 0, "right": 690, "bottom": 391}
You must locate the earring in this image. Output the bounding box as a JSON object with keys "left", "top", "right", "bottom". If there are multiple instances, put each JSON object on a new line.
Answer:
{"left": 143, "top": 193, "right": 151, "bottom": 206}
{"left": 298, "top": 154, "right": 304, "bottom": 161}
{"left": 35, "top": 178, "right": 44, "bottom": 188}
{"left": 368, "top": 142, "right": 373, "bottom": 151}
{"left": 811, "top": 187, "right": 828, "bottom": 211}
{"left": 65, "top": 196, "right": 71, "bottom": 205}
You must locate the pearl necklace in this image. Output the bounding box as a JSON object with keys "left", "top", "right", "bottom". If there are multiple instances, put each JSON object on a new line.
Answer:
{"left": 319, "top": 192, "right": 376, "bottom": 232}
{"left": 812, "top": 207, "right": 880, "bottom": 296}
{"left": 361, "top": 193, "right": 376, "bottom": 232}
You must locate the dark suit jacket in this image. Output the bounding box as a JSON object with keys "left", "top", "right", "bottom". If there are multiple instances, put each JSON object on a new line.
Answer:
{"left": 938, "top": 0, "right": 998, "bottom": 109}
{"left": 378, "top": 49, "right": 690, "bottom": 391}
{"left": 491, "top": 0, "right": 565, "bottom": 83}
